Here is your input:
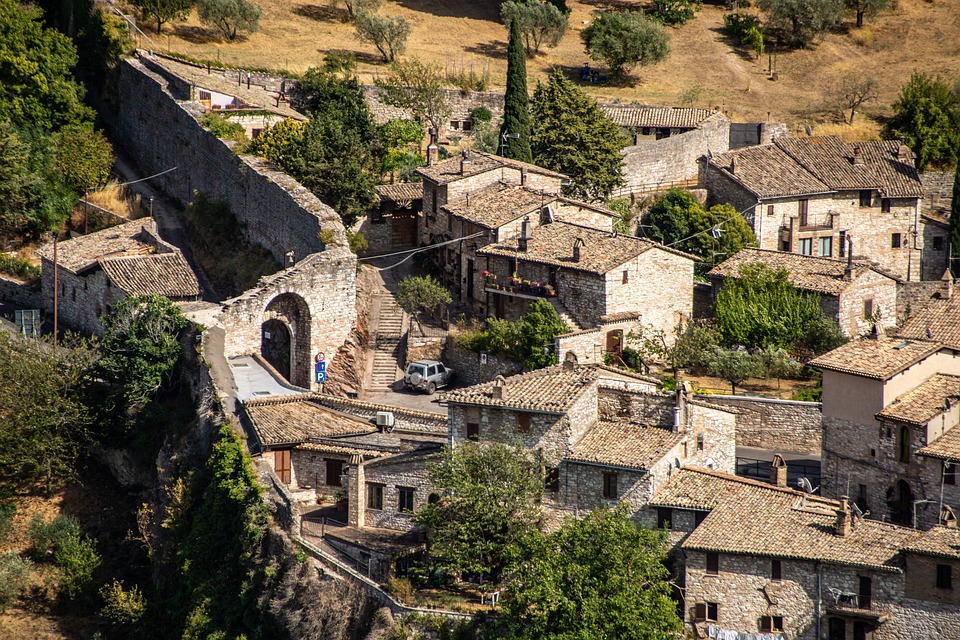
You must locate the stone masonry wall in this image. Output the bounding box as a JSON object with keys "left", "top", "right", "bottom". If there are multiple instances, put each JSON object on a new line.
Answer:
{"left": 361, "top": 454, "right": 437, "bottom": 531}
{"left": 697, "top": 394, "right": 822, "bottom": 454}
{"left": 40, "top": 259, "right": 127, "bottom": 336}
{"left": 604, "top": 249, "right": 693, "bottom": 341}
{"left": 838, "top": 269, "right": 898, "bottom": 337}
{"left": 0, "top": 275, "right": 41, "bottom": 310}
{"left": 897, "top": 280, "right": 946, "bottom": 324}
{"left": 442, "top": 340, "right": 524, "bottom": 388}
{"left": 615, "top": 114, "right": 730, "bottom": 196}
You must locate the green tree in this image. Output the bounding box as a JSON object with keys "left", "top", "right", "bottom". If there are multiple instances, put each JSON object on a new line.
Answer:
{"left": 396, "top": 275, "right": 452, "bottom": 323}
{"left": 337, "top": 0, "right": 382, "bottom": 21}
{"left": 0, "top": 0, "right": 94, "bottom": 132}
{"left": 714, "top": 263, "right": 829, "bottom": 351}
{"left": 500, "top": 18, "right": 533, "bottom": 163}
{"left": 354, "top": 10, "right": 410, "bottom": 63}
{"left": 27, "top": 514, "right": 100, "bottom": 600}
{"left": 501, "top": 1, "right": 568, "bottom": 57}
{"left": 647, "top": 189, "right": 756, "bottom": 264}
{"left": 197, "top": 0, "right": 263, "bottom": 41}
{"left": 515, "top": 298, "right": 567, "bottom": 370}
{"left": 703, "top": 346, "right": 763, "bottom": 394}
{"left": 833, "top": 73, "right": 878, "bottom": 125}
{"left": 0, "top": 552, "right": 31, "bottom": 613}
{"left": 0, "top": 333, "right": 96, "bottom": 496}
{"left": 375, "top": 59, "right": 453, "bottom": 134}
{"left": 54, "top": 123, "right": 114, "bottom": 193}
{"left": 756, "top": 0, "right": 844, "bottom": 48}
{"left": 580, "top": 10, "right": 670, "bottom": 83}
{"left": 531, "top": 71, "right": 626, "bottom": 199}
{"left": 846, "top": 0, "right": 891, "bottom": 28}
{"left": 100, "top": 580, "right": 147, "bottom": 631}
{"left": 132, "top": 0, "right": 191, "bottom": 33}
{"left": 379, "top": 118, "right": 424, "bottom": 176}
{"left": 504, "top": 503, "right": 681, "bottom": 640}
{"left": 951, "top": 162, "right": 960, "bottom": 278}
{"left": 414, "top": 442, "right": 543, "bottom": 583}
{"left": 651, "top": 0, "right": 702, "bottom": 25}
{"left": 885, "top": 72, "right": 960, "bottom": 171}
{"left": 97, "top": 295, "right": 190, "bottom": 415}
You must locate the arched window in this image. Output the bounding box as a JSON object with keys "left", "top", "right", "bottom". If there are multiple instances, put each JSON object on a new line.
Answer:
{"left": 899, "top": 426, "right": 911, "bottom": 463}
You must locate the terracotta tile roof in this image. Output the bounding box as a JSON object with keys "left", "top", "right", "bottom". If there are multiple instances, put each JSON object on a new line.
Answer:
{"left": 37, "top": 219, "right": 163, "bottom": 273}
{"left": 899, "top": 296, "right": 960, "bottom": 349}
{"left": 709, "top": 248, "right": 898, "bottom": 296}
{"left": 244, "top": 395, "right": 376, "bottom": 447}
{"left": 599, "top": 104, "right": 715, "bottom": 129}
{"left": 710, "top": 137, "right": 923, "bottom": 199}
{"left": 99, "top": 253, "right": 200, "bottom": 299}
{"left": 440, "top": 363, "right": 597, "bottom": 413}
{"left": 810, "top": 337, "right": 943, "bottom": 380}
{"left": 652, "top": 468, "right": 921, "bottom": 571}
{"left": 876, "top": 374, "right": 960, "bottom": 425}
{"left": 902, "top": 526, "right": 960, "bottom": 559}
{"left": 375, "top": 182, "right": 423, "bottom": 203}
{"left": 416, "top": 151, "right": 566, "bottom": 185}
{"left": 567, "top": 421, "right": 681, "bottom": 470}
{"left": 295, "top": 441, "right": 390, "bottom": 458}
{"left": 444, "top": 185, "right": 552, "bottom": 230}
{"left": 918, "top": 427, "right": 960, "bottom": 461}
{"left": 478, "top": 220, "right": 694, "bottom": 275}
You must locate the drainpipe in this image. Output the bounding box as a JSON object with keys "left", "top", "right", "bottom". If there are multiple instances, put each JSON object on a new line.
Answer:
{"left": 816, "top": 561, "right": 823, "bottom": 640}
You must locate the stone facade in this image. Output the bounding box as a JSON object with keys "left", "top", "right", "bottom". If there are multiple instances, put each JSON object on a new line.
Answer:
{"left": 0, "top": 275, "right": 41, "bottom": 309}
{"left": 351, "top": 452, "right": 438, "bottom": 531}
{"left": 699, "top": 395, "right": 822, "bottom": 454}
{"left": 555, "top": 315, "right": 643, "bottom": 365}
{"left": 441, "top": 339, "right": 524, "bottom": 388}
{"left": 40, "top": 262, "right": 127, "bottom": 336}
{"left": 362, "top": 85, "right": 505, "bottom": 141}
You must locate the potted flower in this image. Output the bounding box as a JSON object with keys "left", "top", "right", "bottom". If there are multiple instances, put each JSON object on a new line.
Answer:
{"left": 545, "top": 284, "right": 556, "bottom": 297}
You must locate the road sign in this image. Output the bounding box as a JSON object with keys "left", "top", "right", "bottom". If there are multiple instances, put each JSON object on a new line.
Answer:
{"left": 316, "top": 361, "right": 327, "bottom": 374}
{"left": 316, "top": 370, "right": 327, "bottom": 383}
{"left": 316, "top": 352, "right": 325, "bottom": 363}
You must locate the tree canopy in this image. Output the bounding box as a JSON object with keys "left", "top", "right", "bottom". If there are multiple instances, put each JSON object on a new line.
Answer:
{"left": 132, "top": 0, "right": 191, "bottom": 34}
{"left": 531, "top": 71, "right": 626, "bottom": 200}
{"left": 756, "top": 0, "right": 844, "bottom": 48}
{"left": 414, "top": 442, "right": 543, "bottom": 583}
{"left": 375, "top": 59, "right": 452, "bottom": 134}
{"left": 846, "top": 0, "right": 892, "bottom": 28}
{"left": 504, "top": 503, "right": 682, "bottom": 640}
{"left": 884, "top": 72, "right": 960, "bottom": 171}
{"left": 580, "top": 10, "right": 670, "bottom": 82}
{"left": 197, "top": 0, "right": 263, "bottom": 41}
{"left": 501, "top": 1, "right": 568, "bottom": 57}
{"left": 455, "top": 299, "right": 568, "bottom": 371}
{"left": 500, "top": 18, "right": 533, "bottom": 163}
{"left": 396, "top": 275, "right": 452, "bottom": 323}
{"left": 354, "top": 10, "right": 410, "bottom": 63}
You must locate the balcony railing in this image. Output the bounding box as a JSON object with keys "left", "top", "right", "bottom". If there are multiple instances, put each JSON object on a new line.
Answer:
{"left": 483, "top": 272, "right": 556, "bottom": 298}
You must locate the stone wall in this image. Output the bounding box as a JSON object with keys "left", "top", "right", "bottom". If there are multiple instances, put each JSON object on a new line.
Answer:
{"left": 0, "top": 275, "right": 41, "bottom": 309}
{"left": 838, "top": 269, "right": 898, "bottom": 337}
{"left": 40, "top": 258, "right": 127, "bottom": 336}
{"left": 315, "top": 395, "right": 448, "bottom": 435}
{"left": 441, "top": 339, "right": 524, "bottom": 387}
{"left": 897, "top": 280, "right": 946, "bottom": 324}
{"left": 598, "top": 387, "right": 675, "bottom": 427}
{"left": 359, "top": 453, "right": 438, "bottom": 531}
{"left": 698, "top": 394, "right": 822, "bottom": 454}
{"left": 615, "top": 113, "right": 730, "bottom": 196}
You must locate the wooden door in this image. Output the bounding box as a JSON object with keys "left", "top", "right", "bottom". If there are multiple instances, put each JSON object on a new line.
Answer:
{"left": 391, "top": 209, "right": 417, "bottom": 248}
{"left": 325, "top": 458, "right": 343, "bottom": 486}
{"left": 274, "top": 449, "right": 291, "bottom": 484}
{"left": 606, "top": 330, "right": 623, "bottom": 355}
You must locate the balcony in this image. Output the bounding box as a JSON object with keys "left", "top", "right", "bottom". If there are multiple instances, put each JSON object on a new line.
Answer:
{"left": 795, "top": 212, "right": 839, "bottom": 232}
{"left": 482, "top": 272, "right": 556, "bottom": 299}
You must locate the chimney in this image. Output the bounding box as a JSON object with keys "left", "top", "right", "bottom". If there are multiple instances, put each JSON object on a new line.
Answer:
{"left": 729, "top": 157, "right": 736, "bottom": 174}
{"left": 897, "top": 142, "right": 911, "bottom": 162}
{"left": 491, "top": 375, "right": 506, "bottom": 400}
{"left": 871, "top": 322, "right": 887, "bottom": 341}
{"left": 518, "top": 216, "right": 532, "bottom": 251}
{"left": 573, "top": 237, "right": 585, "bottom": 262}
{"left": 562, "top": 351, "right": 577, "bottom": 370}
{"left": 770, "top": 454, "right": 788, "bottom": 488}
{"left": 852, "top": 145, "right": 864, "bottom": 166}
{"left": 835, "top": 496, "right": 852, "bottom": 537}
{"left": 942, "top": 269, "right": 953, "bottom": 300}
{"left": 520, "top": 167, "right": 528, "bottom": 186}
{"left": 460, "top": 149, "right": 470, "bottom": 175}
{"left": 941, "top": 505, "right": 958, "bottom": 528}
{"left": 844, "top": 235, "right": 854, "bottom": 281}
{"left": 427, "top": 127, "right": 439, "bottom": 166}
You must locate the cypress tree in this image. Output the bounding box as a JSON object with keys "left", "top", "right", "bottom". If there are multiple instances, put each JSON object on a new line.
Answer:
{"left": 951, "top": 162, "right": 960, "bottom": 278}
{"left": 500, "top": 18, "right": 533, "bottom": 163}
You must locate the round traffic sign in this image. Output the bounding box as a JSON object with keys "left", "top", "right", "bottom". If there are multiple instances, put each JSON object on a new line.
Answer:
{"left": 316, "top": 352, "right": 325, "bottom": 363}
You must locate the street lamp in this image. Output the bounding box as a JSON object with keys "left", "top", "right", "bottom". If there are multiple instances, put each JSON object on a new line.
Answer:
{"left": 499, "top": 132, "right": 519, "bottom": 156}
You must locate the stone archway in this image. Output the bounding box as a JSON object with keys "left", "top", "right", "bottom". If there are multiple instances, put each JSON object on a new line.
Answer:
{"left": 261, "top": 293, "right": 311, "bottom": 388}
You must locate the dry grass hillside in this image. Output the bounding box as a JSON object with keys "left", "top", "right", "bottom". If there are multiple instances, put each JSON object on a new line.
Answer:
{"left": 137, "top": 0, "right": 960, "bottom": 133}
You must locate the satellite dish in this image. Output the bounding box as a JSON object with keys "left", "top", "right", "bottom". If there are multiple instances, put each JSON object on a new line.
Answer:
{"left": 704, "top": 457, "right": 716, "bottom": 470}
{"left": 798, "top": 477, "right": 819, "bottom": 494}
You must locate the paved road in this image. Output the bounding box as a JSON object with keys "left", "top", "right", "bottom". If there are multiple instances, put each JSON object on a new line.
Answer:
{"left": 365, "top": 385, "right": 449, "bottom": 415}
{"left": 229, "top": 355, "right": 304, "bottom": 401}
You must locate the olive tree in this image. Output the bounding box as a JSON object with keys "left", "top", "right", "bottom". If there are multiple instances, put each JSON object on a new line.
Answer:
{"left": 354, "top": 11, "right": 410, "bottom": 63}
{"left": 580, "top": 10, "right": 669, "bottom": 83}
{"left": 197, "top": 0, "right": 263, "bottom": 41}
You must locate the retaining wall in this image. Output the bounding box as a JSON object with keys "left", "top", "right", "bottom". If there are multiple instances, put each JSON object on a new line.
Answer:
{"left": 695, "top": 394, "right": 822, "bottom": 454}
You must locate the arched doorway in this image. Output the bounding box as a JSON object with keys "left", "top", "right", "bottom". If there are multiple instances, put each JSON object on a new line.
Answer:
{"left": 888, "top": 479, "right": 913, "bottom": 525}
{"left": 261, "top": 293, "right": 312, "bottom": 388}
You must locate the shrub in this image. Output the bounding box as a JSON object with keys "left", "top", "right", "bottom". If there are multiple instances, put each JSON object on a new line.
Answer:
{"left": 0, "top": 253, "right": 40, "bottom": 281}
{"left": 791, "top": 386, "right": 822, "bottom": 402}
{"left": 197, "top": 0, "right": 263, "bottom": 41}
{"left": 723, "top": 13, "right": 764, "bottom": 57}
{"left": 470, "top": 106, "right": 492, "bottom": 124}
{"left": 29, "top": 513, "right": 82, "bottom": 560}
{"left": 200, "top": 113, "right": 246, "bottom": 142}
{"left": 652, "top": 0, "right": 702, "bottom": 25}
{"left": 0, "top": 552, "right": 32, "bottom": 613}
{"left": 28, "top": 514, "right": 100, "bottom": 599}
{"left": 100, "top": 580, "right": 147, "bottom": 628}
{"left": 0, "top": 503, "right": 14, "bottom": 543}
{"left": 386, "top": 576, "right": 414, "bottom": 604}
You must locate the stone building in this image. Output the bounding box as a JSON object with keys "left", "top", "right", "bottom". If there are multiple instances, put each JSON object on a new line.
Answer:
{"left": 708, "top": 248, "right": 900, "bottom": 337}
{"left": 477, "top": 219, "right": 696, "bottom": 341}
{"left": 37, "top": 219, "right": 200, "bottom": 336}
{"left": 701, "top": 137, "right": 931, "bottom": 281}
{"left": 442, "top": 361, "right": 737, "bottom": 526}
{"left": 918, "top": 172, "right": 954, "bottom": 281}
{"left": 359, "top": 183, "right": 422, "bottom": 253}
{"left": 812, "top": 333, "right": 960, "bottom": 530}
{"left": 648, "top": 467, "right": 960, "bottom": 640}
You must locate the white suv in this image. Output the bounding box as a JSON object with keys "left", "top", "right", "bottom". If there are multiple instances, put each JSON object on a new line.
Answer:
{"left": 404, "top": 360, "right": 455, "bottom": 395}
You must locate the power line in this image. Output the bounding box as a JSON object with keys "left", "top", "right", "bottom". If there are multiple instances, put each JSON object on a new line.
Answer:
{"left": 663, "top": 199, "right": 761, "bottom": 250}
{"left": 359, "top": 232, "right": 485, "bottom": 271}
{"left": 112, "top": 166, "right": 179, "bottom": 187}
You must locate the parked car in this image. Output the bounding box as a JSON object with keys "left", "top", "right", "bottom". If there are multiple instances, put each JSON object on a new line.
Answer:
{"left": 404, "top": 360, "right": 455, "bottom": 394}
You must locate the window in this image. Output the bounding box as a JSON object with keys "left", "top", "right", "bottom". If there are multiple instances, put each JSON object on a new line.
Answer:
{"left": 697, "top": 433, "right": 705, "bottom": 451}
{"left": 760, "top": 616, "right": 784, "bottom": 632}
{"left": 819, "top": 236, "right": 833, "bottom": 258}
{"left": 798, "top": 238, "right": 813, "bottom": 255}
{"left": 622, "top": 270, "right": 629, "bottom": 284}
{"left": 839, "top": 230, "right": 847, "bottom": 257}
{"left": 602, "top": 472, "right": 618, "bottom": 499}
{"left": 881, "top": 198, "right": 891, "bottom": 213}
{"left": 853, "top": 621, "right": 873, "bottom": 640}
{"left": 657, "top": 507, "right": 672, "bottom": 530}
{"left": 829, "top": 617, "right": 847, "bottom": 640}
{"left": 858, "top": 576, "right": 872, "bottom": 609}
{"left": 466, "top": 422, "right": 479, "bottom": 441}
{"left": 367, "top": 483, "right": 384, "bottom": 510}
{"left": 325, "top": 459, "right": 343, "bottom": 486}
{"left": 945, "top": 462, "right": 956, "bottom": 486}
{"left": 934, "top": 236, "right": 946, "bottom": 251}
{"left": 398, "top": 487, "right": 415, "bottom": 513}
{"left": 771, "top": 559, "right": 782, "bottom": 581}
{"left": 798, "top": 199, "right": 809, "bottom": 226}
{"left": 517, "top": 412, "right": 531, "bottom": 433}
{"left": 450, "top": 120, "right": 460, "bottom": 130}
{"left": 767, "top": 204, "right": 775, "bottom": 216}
{"left": 937, "top": 563, "right": 953, "bottom": 589}
{"left": 431, "top": 187, "right": 438, "bottom": 216}
{"left": 706, "top": 552, "right": 719, "bottom": 575}
{"left": 863, "top": 298, "right": 874, "bottom": 320}
{"left": 891, "top": 233, "right": 902, "bottom": 249}
{"left": 899, "top": 426, "right": 911, "bottom": 463}
{"left": 694, "top": 603, "right": 718, "bottom": 622}
{"left": 462, "top": 120, "right": 473, "bottom": 132}
{"left": 858, "top": 484, "right": 869, "bottom": 511}
{"left": 859, "top": 190, "right": 872, "bottom": 207}
{"left": 545, "top": 466, "right": 560, "bottom": 492}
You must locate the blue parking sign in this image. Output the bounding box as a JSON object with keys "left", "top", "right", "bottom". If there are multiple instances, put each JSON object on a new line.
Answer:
{"left": 316, "top": 370, "right": 327, "bottom": 383}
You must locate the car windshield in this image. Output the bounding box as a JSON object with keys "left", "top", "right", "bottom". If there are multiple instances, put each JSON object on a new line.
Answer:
{"left": 407, "top": 364, "right": 426, "bottom": 376}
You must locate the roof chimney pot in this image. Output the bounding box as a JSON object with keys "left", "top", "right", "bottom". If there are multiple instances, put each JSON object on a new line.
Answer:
{"left": 427, "top": 128, "right": 439, "bottom": 166}
{"left": 770, "top": 454, "right": 788, "bottom": 488}
{"left": 836, "top": 496, "right": 852, "bottom": 537}
{"left": 852, "top": 145, "right": 864, "bottom": 165}
{"left": 491, "top": 375, "right": 506, "bottom": 400}
{"left": 573, "top": 237, "right": 585, "bottom": 262}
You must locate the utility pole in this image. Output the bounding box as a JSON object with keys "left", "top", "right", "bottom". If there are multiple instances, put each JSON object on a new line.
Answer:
{"left": 52, "top": 231, "right": 59, "bottom": 354}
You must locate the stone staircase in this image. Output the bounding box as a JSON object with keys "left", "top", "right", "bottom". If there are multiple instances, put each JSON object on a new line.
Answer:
{"left": 369, "top": 296, "right": 405, "bottom": 390}
{"left": 550, "top": 297, "right": 584, "bottom": 332}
